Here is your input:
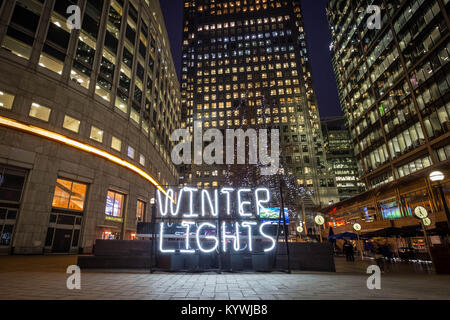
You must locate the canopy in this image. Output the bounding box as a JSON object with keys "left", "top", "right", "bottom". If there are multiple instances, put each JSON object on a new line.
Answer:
{"left": 362, "top": 226, "right": 422, "bottom": 238}
{"left": 328, "top": 232, "right": 359, "bottom": 240}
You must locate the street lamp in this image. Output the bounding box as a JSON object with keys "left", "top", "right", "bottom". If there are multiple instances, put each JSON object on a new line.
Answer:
{"left": 149, "top": 197, "right": 156, "bottom": 225}
{"left": 430, "top": 171, "right": 445, "bottom": 182}
{"left": 149, "top": 197, "right": 156, "bottom": 273}
{"left": 315, "top": 215, "right": 325, "bottom": 242}
{"left": 148, "top": 197, "right": 156, "bottom": 223}
{"left": 429, "top": 171, "right": 450, "bottom": 230}
{"left": 353, "top": 223, "right": 363, "bottom": 261}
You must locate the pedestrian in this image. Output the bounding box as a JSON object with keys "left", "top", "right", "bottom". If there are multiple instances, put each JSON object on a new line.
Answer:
{"left": 349, "top": 241, "right": 355, "bottom": 261}
{"left": 373, "top": 243, "right": 385, "bottom": 272}
{"left": 343, "top": 240, "right": 354, "bottom": 262}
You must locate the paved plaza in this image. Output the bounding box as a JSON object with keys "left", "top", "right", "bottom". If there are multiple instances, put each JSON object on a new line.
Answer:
{"left": 0, "top": 256, "right": 449, "bottom": 300}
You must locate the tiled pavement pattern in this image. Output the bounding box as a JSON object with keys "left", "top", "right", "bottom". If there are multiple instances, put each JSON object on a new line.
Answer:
{"left": 0, "top": 256, "right": 449, "bottom": 300}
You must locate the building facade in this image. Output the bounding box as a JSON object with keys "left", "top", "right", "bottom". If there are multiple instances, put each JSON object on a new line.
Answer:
{"left": 321, "top": 117, "right": 365, "bottom": 201}
{"left": 324, "top": 0, "right": 450, "bottom": 240}
{"left": 0, "top": 0, "right": 180, "bottom": 254}
{"left": 180, "top": 0, "right": 339, "bottom": 224}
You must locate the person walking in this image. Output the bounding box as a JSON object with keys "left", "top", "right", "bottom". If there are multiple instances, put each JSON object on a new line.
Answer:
{"left": 349, "top": 241, "right": 355, "bottom": 262}
{"left": 373, "top": 243, "right": 385, "bottom": 272}
{"left": 343, "top": 240, "right": 355, "bottom": 262}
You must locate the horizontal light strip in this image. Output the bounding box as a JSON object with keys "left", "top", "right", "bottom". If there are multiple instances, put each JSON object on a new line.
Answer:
{"left": 0, "top": 115, "right": 168, "bottom": 196}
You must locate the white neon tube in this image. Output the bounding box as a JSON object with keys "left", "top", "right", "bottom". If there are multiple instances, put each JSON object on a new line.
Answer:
{"left": 220, "top": 187, "right": 234, "bottom": 216}
{"left": 222, "top": 222, "right": 240, "bottom": 252}
{"left": 201, "top": 189, "right": 219, "bottom": 217}
{"left": 196, "top": 223, "right": 219, "bottom": 253}
{"left": 237, "top": 188, "right": 252, "bottom": 217}
{"left": 159, "top": 223, "right": 175, "bottom": 253}
{"left": 259, "top": 221, "right": 276, "bottom": 252}
{"left": 241, "top": 221, "right": 257, "bottom": 252}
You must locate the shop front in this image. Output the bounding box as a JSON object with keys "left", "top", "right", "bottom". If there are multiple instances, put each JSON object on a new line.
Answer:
{"left": 322, "top": 167, "right": 450, "bottom": 267}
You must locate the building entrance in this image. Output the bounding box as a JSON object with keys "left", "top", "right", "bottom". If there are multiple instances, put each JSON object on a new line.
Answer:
{"left": 52, "top": 229, "right": 73, "bottom": 253}
{"left": 45, "top": 178, "right": 87, "bottom": 254}
{"left": 0, "top": 165, "right": 27, "bottom": 255}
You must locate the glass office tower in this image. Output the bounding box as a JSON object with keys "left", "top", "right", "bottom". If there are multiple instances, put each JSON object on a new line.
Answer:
{"left": 322, "top": 118, "right": 366, "bottom": 201}
{"left": 327, "top": 0, "right": 450, "bottom": 190}
{"left": 324, "top": 0, "right": 450, "bottom": 238}
{"left": 180, "top": 0, "right": 339, "bottom": 220}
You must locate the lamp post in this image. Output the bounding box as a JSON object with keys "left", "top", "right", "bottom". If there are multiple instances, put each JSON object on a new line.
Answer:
{"left": 414, "top": 206, "right": 434, "bottom": 264}
{"left": 149, "top": 197, "right": 155, "bottom": 217}
{"left": 420, "top": 219, "right": 433, "bottom": 264}
{"left": 149, "top": 197, "right": 156, "bottom": 274}
{"left": 353, "top": 223, "right": 363, "bottom": 260}
{"left": 315, "top": 215, "right": 325, "bottom": 242}
{"left": 429, "top": 171, "right": 450, "bottom": 230}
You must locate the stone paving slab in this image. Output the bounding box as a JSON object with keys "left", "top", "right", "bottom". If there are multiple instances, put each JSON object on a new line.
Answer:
{"left": 0, "top": 271, "right": 449, "bottom": 300}
{"left": 0, "top": 255, "right": 448, "bottom": 300}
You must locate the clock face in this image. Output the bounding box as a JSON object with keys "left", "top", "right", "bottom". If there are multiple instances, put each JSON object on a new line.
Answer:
{"left": 414, "top": 206, "right": 428, "bottom": 219}
{"left": 422, "top": 217, "right": 431, "bottom": 226}
{"left": 315, "top": 215, "right": 325, "bottom": 225}
{"left": 297, "top": 226, "right": 303, "bottom": 233}
{"left": 353, "top": 223, "right": 361, "bottom": 231}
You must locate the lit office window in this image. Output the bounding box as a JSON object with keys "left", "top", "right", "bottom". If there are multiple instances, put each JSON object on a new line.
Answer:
{"left": 0, "top": 91, "right": 14, "bottom": 109}
{"left": 89, "top": 126, "right": 104, "bottom": 143}
{"left": 52, "top": 178, "right": 87, "bottom": 211}
{"left": 63, "top": 115, "right": 80, "bottom": 133}
{"left": 127, "top": 146, "right": 135, "bottom": 159}
{"left": 39, "top": 3, "right": 72, "bottom": 75}
{"left": 1, "top": 0, "right": 43, "bottom": 60}
{"left": 70, "top": 0, "right": 104, "bottom": 88}
{"left": 111, "top": 136, "right": 122, "bottom": 152}
{"left": 130, "top": 106, "right": 140, "bottom": 123}
{"left": 29, "top": 103, "right": 51, "bottom": 122}
{"left": 105, "top": 190, "right": 125, "bottom": 217}
{"left": 115, "top": 95, "right": 128, "bottom": 113}
{"left": 139, "top": 154, "right": 145, "bottom": 166}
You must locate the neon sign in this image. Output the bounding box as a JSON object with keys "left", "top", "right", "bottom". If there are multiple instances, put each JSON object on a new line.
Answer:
{"left": 156, "top": 187, "right": 278, "bottom": 253}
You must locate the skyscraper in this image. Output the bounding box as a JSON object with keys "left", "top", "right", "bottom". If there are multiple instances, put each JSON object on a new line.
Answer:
{"left": 321, "top": 117, "right": 366, "bottom": 201}
{"left": 324, "top": 0, "right": 450, "bottom": 234}
{"left": 180, "top": 0, "right": 339, "bottom": 227}
{"left": 328, "top": 0, "right": 450, "bottom": 190}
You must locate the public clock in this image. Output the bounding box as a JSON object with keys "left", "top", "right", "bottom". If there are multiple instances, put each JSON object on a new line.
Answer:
{"left": 296, "top": 226, "right": 304, "bottom": 233}
{"left": 414, "top": 206, "right": 428, "bottom": 219}
{"left": 353, "top": 223, "right": 362, "bottom": 231}
{"left": 315, "top": 215, "right": 325, "bottom": 225}
{"left": 422, "top": 217, "right": 431, "bottom": 227}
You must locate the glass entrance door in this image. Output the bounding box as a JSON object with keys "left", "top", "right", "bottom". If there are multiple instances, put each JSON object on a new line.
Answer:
{"left": 46, "top": 178, "right": 87, "bottom": 254}
{"left": 52, "top": 229, "right": 73, "bottom": 253}
{"left": 0, "top": 166, "right": 27, "bottom": 254}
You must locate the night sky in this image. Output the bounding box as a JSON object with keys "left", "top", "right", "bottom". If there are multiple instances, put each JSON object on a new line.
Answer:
{"left": 160, "top": 0, "right": 342, "bottom": 118}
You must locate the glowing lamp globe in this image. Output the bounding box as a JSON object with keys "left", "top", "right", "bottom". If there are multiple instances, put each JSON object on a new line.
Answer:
{"left": 429, "top": 171, "right": 444, "bottom": 182}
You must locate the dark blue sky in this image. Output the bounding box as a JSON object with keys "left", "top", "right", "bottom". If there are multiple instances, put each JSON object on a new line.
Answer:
{"left": 160, "top": 0, "right": 342, "bottom": 117}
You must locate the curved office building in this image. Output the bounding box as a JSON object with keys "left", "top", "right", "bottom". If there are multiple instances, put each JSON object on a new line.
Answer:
{"left": 0, "top": 0, "right": 180, "bottom": 254}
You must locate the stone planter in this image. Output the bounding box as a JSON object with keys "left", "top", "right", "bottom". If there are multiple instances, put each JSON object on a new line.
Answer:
{"left": 170, "top": 254, "right": 185, "bottom": 271}
{"left": 185, "top": 254, "right": 200, "bottom": 271}
{"left": 252, "top": 254, "right": 273, "bottom": 272}
{"left": 230, "top": 254, "right": 244, "bottom": 271}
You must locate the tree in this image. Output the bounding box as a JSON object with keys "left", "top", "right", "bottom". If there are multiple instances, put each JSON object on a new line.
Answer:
{"left": 222, "top": 94, "right": 315, "bottom": 234}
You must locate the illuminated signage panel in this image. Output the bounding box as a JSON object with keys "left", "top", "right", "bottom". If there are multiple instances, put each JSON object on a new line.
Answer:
{"left": 156, "top": 187, "right": 281, "bottom": 254}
